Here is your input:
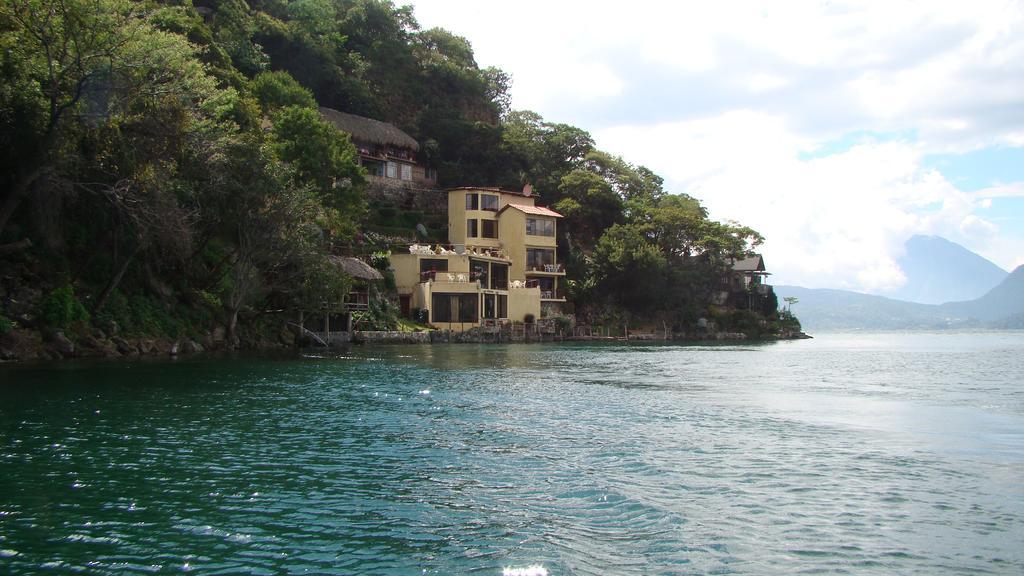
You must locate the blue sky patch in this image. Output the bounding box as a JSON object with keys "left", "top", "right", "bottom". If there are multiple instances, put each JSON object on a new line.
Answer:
{"left": 798, "top": 130, "right": 917, "bottom": 160}
{"left": 924, "top": 147, "right": 1024, "bottom": 191}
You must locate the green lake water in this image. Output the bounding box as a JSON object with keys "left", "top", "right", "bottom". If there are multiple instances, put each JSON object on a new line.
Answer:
{"left": 1, "top": 333, "right": 1023, "bottom": 574}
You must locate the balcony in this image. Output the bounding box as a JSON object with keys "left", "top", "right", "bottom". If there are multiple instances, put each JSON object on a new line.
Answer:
{"left": 540, "top": 290, "right": 565, "bottom": 301}
{"left": 525, "top": 263, "right": 565, "bottom": 275}
{"left": 420, "top": 271, "right": 477, "bottom": 283}
{"left": 343, "top": 291, "right": 370, "bottom": 311}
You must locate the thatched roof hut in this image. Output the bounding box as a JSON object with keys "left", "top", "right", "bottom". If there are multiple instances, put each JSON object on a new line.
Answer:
{"left": 328, "top": 255, "right": 384, "bottom": 281}
{"left": 318, "top": 107, "right": 419, "bottom": 151}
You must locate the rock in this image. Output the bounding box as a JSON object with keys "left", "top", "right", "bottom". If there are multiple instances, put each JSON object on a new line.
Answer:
{"left": 182, "top": 339, "right": 203, "bottom": 354}
{"left": 113, "top": 337, "right": 138, "bottom": 355}
{"left": 51, "top": 331, "right": 75, "bottom": 357}
{"left": 212, "top": 326, "right": 226, "bottom": 343}
{"left": 78, "top": 334, "right": 120, "bottom": 358}
{"left": 167, "top": 341, "right": 179, "bottom": 356}
{"left": 137, "top": 339, "right": 156, "bottom": 354}
{"left": 104, "top": 320, "right": 119, "bottom": 337}
{"left": 0, "top": 329, "right": 43, "bottom": 361}
{"left": 278, "top": 328, "right": 295, "bottom": 346}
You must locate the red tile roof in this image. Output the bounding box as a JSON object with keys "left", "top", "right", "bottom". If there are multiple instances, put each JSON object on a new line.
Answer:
{"left": 500, "top": 204, "right": 563, "bottom": 218}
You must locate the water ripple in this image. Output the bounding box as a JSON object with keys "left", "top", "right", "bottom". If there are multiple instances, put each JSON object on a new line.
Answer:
{"left": 1, "top": 334, "right": 1023, "bottom": 574}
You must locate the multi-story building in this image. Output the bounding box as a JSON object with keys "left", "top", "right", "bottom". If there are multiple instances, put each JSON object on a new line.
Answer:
{"left": 389, "top": 186, "right": 566, "bottom": 330}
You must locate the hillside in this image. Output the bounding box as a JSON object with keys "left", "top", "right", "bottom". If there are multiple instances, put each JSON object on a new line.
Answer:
{"left": 0, "top": 0, "right": 785, "bottom": 361}
{"left": 777, "top": 266, "right": 1024, "bottom": 331}
{"left": 941, "top": 265, "right": 1024, "bottom": 321}
{"left": 773, "top": 286, "right": 969, "bottom": 331}
{"left": 890, "top": 235, "right": 1007, "bottom": 304}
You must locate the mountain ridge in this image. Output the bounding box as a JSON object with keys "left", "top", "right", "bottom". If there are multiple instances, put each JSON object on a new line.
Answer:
{"left": 889, "top": 235, "right": 1007, "bottom": 304}
{"left": 777, "top": 265, "right": 1023, "bottom": 331}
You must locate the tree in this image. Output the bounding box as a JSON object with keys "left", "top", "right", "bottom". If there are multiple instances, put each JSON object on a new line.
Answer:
{"left": 555, "top": 169, "right": 624, "bottom": 248}
{"left": 783, "top": 296, "right": 799, "bottom": 312}
{"left": 251, "top": 70, "right": 317, "bottom": 113}
{"left": 0, "top": 0, "right": 224, "bottom": 243}
{"left": 270, "top": 105, "right": 366, "bottom": 241}
{"left": 590, "top": 224, "right": 667, "bottom": 312}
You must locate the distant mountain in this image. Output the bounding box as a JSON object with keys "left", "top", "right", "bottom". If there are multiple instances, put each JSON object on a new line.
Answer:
{"left": 774, "top": 286, "right": 971, "bottom": 331}
{"left": 890, "top": 235, "right": 1007, "bottom": 304}
{"left": 941, "top": 265, "right": 1024, "bottom": 321}
{"left": 776, "top": 266, "right": 1024, "bottom": 331}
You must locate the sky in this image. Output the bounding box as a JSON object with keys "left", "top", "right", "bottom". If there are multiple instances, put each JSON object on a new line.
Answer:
{"left": 409, "top": 0, "right": 1024, "bottom": 292}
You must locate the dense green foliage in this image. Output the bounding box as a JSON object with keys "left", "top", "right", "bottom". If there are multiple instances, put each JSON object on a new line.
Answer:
{"left": 0, "top": 0, "right": 780, "bottom": 344}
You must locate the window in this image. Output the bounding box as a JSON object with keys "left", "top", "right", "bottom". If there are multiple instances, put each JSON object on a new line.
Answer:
{"left": 483, "top": 293, "right": 496, "bottom": 319}
{"left": 470, "top": 259, "right": 489, "bottom": 287}
{"left": 466, "top": 219, "right": 478, "bottom": 238}
{"left": 465, "top": 193, "right": 479, "bottom": 210}
{"left": 425, "top": 167, "right": 438, "bottom": 181}
{"left": 498, "top": 294, "right": 508, "bottom": 318}
{"left": 491, "top": 263, "right": 508, "bottom": 290}
{"left": 481, "top": 194, "right": 499, "bottom": 211}
{"left": 385, "top": 161, "right": 398, "bottom": 179}
{"left": 526, "top": 248, "right": 555, "bottom": 270}
{"left": 431, "top": 293, "right": 478, "bottom": 323}
{"left": 526, "top": 217, "right": 554, "bottom": 236}
{"left": 400, "top": 164, "right": 412, "bottom": 181}
{"left": 419, "top": 259, "right": 448, "bottom": 273}
{"left": 481, "top": 219, "right": 498, "bottom": 239}
{"left": 431, "top": 293, "right": 451, "bottom": 322}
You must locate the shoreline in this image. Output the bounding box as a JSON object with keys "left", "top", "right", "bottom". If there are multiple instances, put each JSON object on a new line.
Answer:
{"left": 1, "top": 326, "right": 812, "bottom": 364}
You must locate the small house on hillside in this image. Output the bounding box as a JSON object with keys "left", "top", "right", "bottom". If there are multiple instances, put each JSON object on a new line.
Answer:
{"left": 299, "top": 256, "right": 385, "bottom": 345}
{"left": 714, "top": 254, "right": 776, "bottom": 314}
{"left": 318, "top": 107, "right": 437, "bottom": 187}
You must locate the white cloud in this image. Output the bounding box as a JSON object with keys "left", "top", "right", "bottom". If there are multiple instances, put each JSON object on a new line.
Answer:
{"left": 408, "top": 0, "right": 1024, "bottom": 285}
{"left": 596, "top": 115, "right": 1003, "bottom": 291}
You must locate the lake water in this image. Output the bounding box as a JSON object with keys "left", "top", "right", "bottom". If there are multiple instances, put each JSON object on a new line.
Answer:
{"left": 1, "top": 332, "right": 1022, "bottom": 575}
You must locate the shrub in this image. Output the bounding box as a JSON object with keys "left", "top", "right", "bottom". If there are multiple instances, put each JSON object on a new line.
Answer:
{"left": 552, "top": 315, "right": 572, "bottom": 332}
{"left": 0, "top": 314, "right": 14, "bottom": 334}
{"left": 38, "top": 284, "right": 90, "bottom": 330}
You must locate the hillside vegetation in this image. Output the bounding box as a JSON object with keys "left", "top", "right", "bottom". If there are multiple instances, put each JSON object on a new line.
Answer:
{"left": 0, "top": 0, "right": 781, "bottom": 358}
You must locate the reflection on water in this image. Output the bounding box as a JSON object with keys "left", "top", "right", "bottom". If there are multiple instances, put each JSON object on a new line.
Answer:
{"left": 1, "top": 332, "right": 1023, "bottom": 575}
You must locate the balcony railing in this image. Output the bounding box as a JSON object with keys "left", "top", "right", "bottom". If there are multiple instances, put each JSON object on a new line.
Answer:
{"left": 421, "top": 271, "right": 477, "bottom": 283}
{"left": 526, "top": 263, "right": 565, "bottom": 273}
{"left": 408, "top": 244, "right": 509, "bottom": 260}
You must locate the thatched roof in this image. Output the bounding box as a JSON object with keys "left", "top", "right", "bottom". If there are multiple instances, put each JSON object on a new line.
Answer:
{"left": 328, "top": 255, "right": 384, "bottom": 281}
{"left": 318, "top": 107, "right": 419, "bottom": 151}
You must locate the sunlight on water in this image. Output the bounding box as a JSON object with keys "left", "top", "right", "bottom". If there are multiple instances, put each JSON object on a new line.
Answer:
{"left": 1, "top": 332, "right": 1022, "bottom": 574}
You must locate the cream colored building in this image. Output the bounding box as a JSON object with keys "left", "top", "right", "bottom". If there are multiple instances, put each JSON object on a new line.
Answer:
{"left": 389, "top": 186, "right": 566, "bottom": 330}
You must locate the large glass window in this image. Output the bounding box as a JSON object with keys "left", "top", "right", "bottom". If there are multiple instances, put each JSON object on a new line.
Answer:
{"left": 465, "top": 193, "right": 479, "bottom": 210}
{"left": 431, "top": 293, "right": 451, "bottom": 322}
{"left": 400, "top": 164, "right": 412, "bottom": 181}
{"left": 498, "top": 294, "right": 508, "bottom": 318}
{"left": 481, "top": 219, "right": 498, "bottom": 239}
{"left": 526, "top": 217, "right": 555, "bottom": 237}
{"left": 481, "top": 194, "right": 499, "bottom": 211}
{"left": 491, "top": 263, "right": 508, "bottom": 290}
{"left": 466, "top": 219, "right": 478, "bottom": 237}
{"left": 483, "top": 293, "right": 496, "bottom": 319}
{"left": 470, "top": 259, "right": 489, "bottom": 287}
{"left": 363, "top": 159, "right": 384, "bottom": 177}
{"left": 526, "top": 248, "right": 555, "bottom": 270}
{"left": 419, "top": 259, "right": 448, "bottom": 273}
{"left": 386, "top": 161, "right": 398, "bottom": 179}
{"left": 431, "top": 293, "right": 478, "bottom": 323}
